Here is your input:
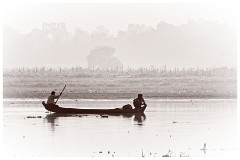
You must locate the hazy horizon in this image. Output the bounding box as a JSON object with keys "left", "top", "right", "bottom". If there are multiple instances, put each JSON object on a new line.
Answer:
{"left": 3, "top": 3, "right": 237, "bottom": 34}
{"left": 3, "top": 3, "right": 237, "bottom": 68}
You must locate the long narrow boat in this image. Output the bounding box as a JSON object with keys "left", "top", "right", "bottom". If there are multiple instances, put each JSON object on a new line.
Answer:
{"left": 42, "top": 101, "right": 146, "bottom": 114}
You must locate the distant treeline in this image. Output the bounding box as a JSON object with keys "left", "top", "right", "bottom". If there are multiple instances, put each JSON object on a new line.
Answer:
{"left": 3, "top": 66, "right": 236, "bottom": 78}
{"left": 4, "top": 19, "right": 237, "bottom": 68}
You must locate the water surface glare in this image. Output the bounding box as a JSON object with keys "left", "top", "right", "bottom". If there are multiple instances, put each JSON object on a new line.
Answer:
{"left": 3, "top": 99, "right": 237, "bottom": 157}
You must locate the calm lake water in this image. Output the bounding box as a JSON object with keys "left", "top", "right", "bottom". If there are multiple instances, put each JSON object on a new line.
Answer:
{"left": 2, "top": 99, "right": 238, "bottom": 157}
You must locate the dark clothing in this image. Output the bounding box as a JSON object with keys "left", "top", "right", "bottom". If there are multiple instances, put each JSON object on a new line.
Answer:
{"left": 133, "top": 97, "right": 147, "bottom": 108}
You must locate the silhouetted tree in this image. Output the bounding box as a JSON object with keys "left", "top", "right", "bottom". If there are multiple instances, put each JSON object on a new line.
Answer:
{"left": 86, "top": 46, "right": 123, "bottom": 70}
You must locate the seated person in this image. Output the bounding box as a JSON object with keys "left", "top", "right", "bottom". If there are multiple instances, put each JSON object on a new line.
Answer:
{"left": 133, "top": 94, "right": 147, "bottom": 109}
{"left": 47, "top": 91, "right": 62, "bottom": 105}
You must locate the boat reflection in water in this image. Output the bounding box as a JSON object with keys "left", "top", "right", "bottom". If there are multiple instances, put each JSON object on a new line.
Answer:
{"left": 44, "top": 113, "right": 146, "bottom": 131}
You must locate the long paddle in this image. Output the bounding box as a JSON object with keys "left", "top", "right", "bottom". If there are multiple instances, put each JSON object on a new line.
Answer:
{"left": 55, "top": 85, "right": 66, "bottom": 104}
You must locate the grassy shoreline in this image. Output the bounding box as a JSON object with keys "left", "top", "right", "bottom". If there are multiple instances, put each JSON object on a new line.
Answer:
{"left": 3, "top": 71, "right": 236, "bottom": 100}
{"left": 2, "top": 92, "right": 237, "bottom": 100}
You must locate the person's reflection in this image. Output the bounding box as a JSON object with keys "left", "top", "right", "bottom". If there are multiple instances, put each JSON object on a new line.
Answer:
{"left": 45, "top": 113, "right": 60, "bottom": 131}
{"left": 134, "top": 113, "right": 146, "bottom": 124}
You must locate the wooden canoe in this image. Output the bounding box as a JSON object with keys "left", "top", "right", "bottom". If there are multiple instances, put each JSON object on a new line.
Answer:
{"left": 42, "top": 101, "right": 146, "bottom": 114}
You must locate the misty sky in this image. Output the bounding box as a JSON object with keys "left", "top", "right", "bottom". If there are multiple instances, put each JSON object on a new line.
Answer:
{"left": 3, "top": 3, "right": 236, "bottom": 34}
{"left": 2, "top": 2, "right": 238, "bottom": 68}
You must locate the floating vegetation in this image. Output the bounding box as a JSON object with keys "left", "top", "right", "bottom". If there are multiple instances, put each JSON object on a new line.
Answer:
{"left": 27, "top": 116, "right": 42, "bottom": 118}
{"left": 100, "top": 115, "right": 108, "bottom": 118}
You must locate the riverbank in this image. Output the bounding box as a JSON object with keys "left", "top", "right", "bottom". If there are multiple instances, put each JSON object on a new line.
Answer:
{"left": 2, "top": 92, "right": 237, "bottom": 100}
{"left": 3, "top": 75, "right": 236, "bottom": 99}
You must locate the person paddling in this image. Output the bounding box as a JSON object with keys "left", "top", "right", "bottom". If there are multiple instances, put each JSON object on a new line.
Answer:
{"left": 47, "top": 91, "right": 62, "bottom": 105}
